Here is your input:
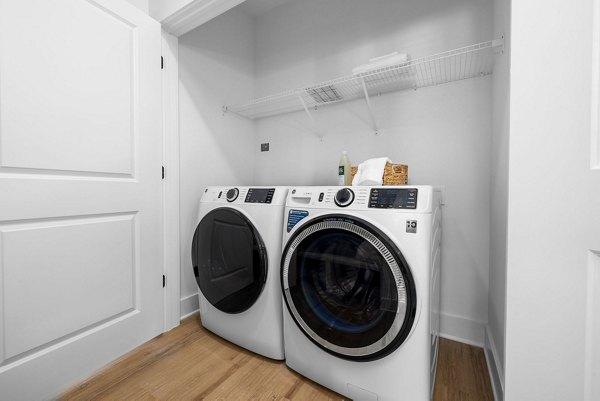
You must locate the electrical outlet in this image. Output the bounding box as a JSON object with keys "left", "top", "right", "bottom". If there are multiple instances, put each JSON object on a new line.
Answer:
{"left": 261, "top": 143, "right": 270, "bottom": 152}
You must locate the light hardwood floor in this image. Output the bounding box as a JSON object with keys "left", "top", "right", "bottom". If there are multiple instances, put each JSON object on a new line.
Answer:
{"left": 61, "top": 315, "right": 493, "bottom": 400}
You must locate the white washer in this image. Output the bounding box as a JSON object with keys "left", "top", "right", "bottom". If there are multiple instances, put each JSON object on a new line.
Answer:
{"left": 191, "top": 186, "right": 288, "bottom": 360}
{"left": 281, "top": 186, "right": 442, "bottom": 400}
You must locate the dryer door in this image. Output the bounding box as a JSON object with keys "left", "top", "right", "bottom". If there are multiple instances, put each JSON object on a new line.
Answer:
{"left": 281, "top": 215, "right": 416, "bottom": 361}
{"left": 192, "top": 207, "right": 267, "bottom": 314}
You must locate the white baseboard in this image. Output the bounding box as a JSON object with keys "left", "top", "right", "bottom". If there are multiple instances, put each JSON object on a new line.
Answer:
{"left": 439, "top": 312, "right": 485, "bottom": 347}
{"left": 484, "top": 325, "right": 505, "bottom": 401}
{"left": 180, "top": 292, "right": 199, "bottom": 320}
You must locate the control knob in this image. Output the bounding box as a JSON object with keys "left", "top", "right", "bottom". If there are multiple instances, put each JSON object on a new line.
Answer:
{"left": 226, "top": 188, "right": 239, "bottom": 202}
{"left": 334, "top": 188, "right": 355, "bottom": 207}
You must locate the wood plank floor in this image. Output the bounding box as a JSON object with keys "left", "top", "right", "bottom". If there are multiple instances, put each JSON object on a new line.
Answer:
{"left": 61, "top": 315, "right": 493, "bottom": 401}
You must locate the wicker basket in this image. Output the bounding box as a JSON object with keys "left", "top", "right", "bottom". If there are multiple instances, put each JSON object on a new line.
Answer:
{"left": 350, "top": 162, "right": 408, "bottom": 185}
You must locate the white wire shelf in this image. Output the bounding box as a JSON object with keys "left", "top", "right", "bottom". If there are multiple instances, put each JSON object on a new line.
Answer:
{"left": 224, "top": 38, "right": 504, "bottom": 126}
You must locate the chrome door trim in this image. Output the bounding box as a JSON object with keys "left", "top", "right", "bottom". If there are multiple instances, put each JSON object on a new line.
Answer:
{"left": 282, "top": 219, "right": 408, "bottom": 357}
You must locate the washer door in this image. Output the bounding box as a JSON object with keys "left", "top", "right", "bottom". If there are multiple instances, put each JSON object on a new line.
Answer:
{"left": 192, "top": 208, "right": 267, "bottom": 314}
{"left": 281, "top": 215, "right": 416, "bottom": 361}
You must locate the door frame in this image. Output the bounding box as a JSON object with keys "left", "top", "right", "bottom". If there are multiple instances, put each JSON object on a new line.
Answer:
{"left": 162, "top": 30, "right": 181, "bottom": 331}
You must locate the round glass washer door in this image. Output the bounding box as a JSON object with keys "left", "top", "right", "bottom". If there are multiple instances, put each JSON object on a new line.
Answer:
{"left": 192, "top": 208, "right": 267, "bottom": 314}
{"left": 281, "top": 215, "right": 416, "bottom": 361}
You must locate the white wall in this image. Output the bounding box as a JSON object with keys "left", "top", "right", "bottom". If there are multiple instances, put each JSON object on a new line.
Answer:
{"left": 487, "top": 0, "right": 510, "bottom": 398}
{"left": 178, "top": 7, "right": 256, "bottom": 316}
{"left": 254, "top": 0, "right": 492, "bottom": 97}
{"left": 251, "top": 0, "right": 493, "bottom": 345}
{"left": 505, "top": 0, "right": 598, "bottom": 400}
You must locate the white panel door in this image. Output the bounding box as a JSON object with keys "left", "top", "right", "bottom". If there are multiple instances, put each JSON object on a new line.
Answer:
{"left": 0, "top": 0, "right": 163, "bottom": 399}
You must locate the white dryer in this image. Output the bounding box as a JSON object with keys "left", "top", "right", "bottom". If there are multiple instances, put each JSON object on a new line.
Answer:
{"left": 281, "top": 186, "right": 442, "bottom": 400}
{"left": 192, "top": 186, "right": 288, "bottom": 360}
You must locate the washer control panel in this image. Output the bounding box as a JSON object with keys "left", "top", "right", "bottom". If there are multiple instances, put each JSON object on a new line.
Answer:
{"left": 245, "top": 188, "right": 275, "bottom": 204}
{"left": 369, "top": 188, "right": 417, "bottom": 209}
{"left": 286, "top": 186, "right": 430, "bottom": 211}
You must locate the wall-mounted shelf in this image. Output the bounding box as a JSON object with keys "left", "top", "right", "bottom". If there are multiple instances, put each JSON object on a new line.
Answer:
{"left": 223, "top": 38, "right": 504, "bottom": 133}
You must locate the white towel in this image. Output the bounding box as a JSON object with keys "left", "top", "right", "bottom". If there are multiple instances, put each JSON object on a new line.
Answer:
{"left": 352, "top": 53, "right": 409, "bottom": 76}
{"left": 352, "top": 157, "right": 390, "bottom": 186}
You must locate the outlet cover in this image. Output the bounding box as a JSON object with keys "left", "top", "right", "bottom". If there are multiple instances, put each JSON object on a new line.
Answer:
{"left": 261, "top": 143, "right": 269, "bottom": 152}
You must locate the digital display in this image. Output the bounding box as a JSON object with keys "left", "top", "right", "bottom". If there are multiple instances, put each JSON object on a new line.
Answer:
{"left": 245, "top": 188, "right": 275, "bottom": 204}
{"left": 368, "top": 188, "right": 417, "bottom": 209}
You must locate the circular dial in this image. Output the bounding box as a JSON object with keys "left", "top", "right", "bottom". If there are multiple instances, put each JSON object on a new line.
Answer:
{"left": 226, "top": 188, "right": 239, "bottom": 202}
{"left": 334, "top": 188, "right": 355, "bottom": 207}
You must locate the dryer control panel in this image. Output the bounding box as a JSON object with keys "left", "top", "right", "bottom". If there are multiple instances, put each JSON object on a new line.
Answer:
{"left": 201, "top": 186, "right": 289, "bottom": 206}
{"left": 245, "top": 188, "right": 275, "bottom": 204}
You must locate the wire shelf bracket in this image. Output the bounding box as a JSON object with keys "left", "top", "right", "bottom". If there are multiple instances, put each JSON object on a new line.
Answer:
{"left": 359, "top": 76, "right": 379, "bottom": 134}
